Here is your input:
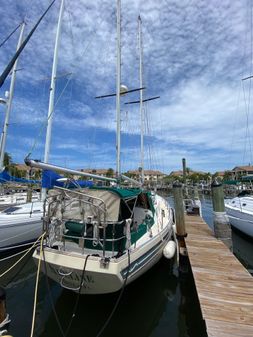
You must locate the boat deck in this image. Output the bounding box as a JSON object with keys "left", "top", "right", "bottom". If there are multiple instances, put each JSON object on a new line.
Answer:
{"left": 185, "top": 214, "right": 253, "bottom": 337}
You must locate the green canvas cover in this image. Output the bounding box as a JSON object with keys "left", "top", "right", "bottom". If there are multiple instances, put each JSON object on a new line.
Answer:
{"left": 90, "top": 186, "right": 142, "bottom": 199}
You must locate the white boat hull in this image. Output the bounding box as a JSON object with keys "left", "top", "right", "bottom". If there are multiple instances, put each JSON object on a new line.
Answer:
{"left": 225, "top": 197, "right": 253, "bottom": 238}
{"left": 0, "top": 201, "right": 44, "bottom": 251}
{"left": 33, "top": 226, "right": 172, "bottom": 294}
{"left": 0, "top": 217, "right": 43, "bottom": 251}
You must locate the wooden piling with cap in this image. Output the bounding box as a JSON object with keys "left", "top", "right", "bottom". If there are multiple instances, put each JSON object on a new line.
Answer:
{"left": 211, "top": 180, "right": 232, "bottom": 249}
{"left": 173, "top": 182, "right": 188, "bottom": 272}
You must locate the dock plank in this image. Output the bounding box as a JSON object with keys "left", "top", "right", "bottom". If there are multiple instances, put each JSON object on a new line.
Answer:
{"left": 206, "top": 319, "right": 253, "bottom": 337}
{"left": 185, "top": 215, "right": 253, "bottom": 337}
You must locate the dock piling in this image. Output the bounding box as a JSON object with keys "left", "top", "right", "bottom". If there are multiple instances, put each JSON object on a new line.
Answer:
{"left": 193, "top": 184, "right": 199, "bottom": 200}
{"left": 211, "top": 180, "right": 232, "bottom": 249}
{"left": 182, "top": 158, "right": 189, "bottom": 198}
{"left": 173, "top": 182, "right": 188, "bottom": 273}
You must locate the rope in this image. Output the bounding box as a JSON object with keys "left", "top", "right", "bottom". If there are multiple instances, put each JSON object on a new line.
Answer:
{"left": 0, "top": 22, "right": 22, "bottom": 49}
{"left": 0, "top": 246, "right": 31, "bottom": 262}
{"left": 1, "top": 248, "right": 34, "bottom": 288}
{"left": 65, "top": 254, "right": 91, "bottom": 337}
{"left": 96, "top": 249, "right": 131, "bottom": 337}
{"left": 0, "top": 233, "right": 45, "bottom": 279}
{"left": 42, "top": 245, "right": 66, "bottom": 337}
{"left": 41, "top": 248, "right": 91, "bottom": 337}
{"left": 30, "top": 232, "right": 45, "bottom": 337}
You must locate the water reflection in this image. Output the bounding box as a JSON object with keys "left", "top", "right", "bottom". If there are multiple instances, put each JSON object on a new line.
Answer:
{"left": 232, "top": 230, "right": 253, "bottom": 273}
{"left": 0, "top": 251, "right": 38, "bottom": 337}
{"left": 38, "top": 258, "right": 206, "bottom": 337}
{"left": 39, "top": 259, "right": 177, "bottom": 337}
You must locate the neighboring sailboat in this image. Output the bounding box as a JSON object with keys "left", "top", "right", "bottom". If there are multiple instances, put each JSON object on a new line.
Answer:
{"left": 0, "top": 0, "right": 65, "bottom": 252}
{"left": 0, "top": 22, "right": 39, "bottom": 206}
{"left": 28, "top": 1, "right": 175, "bottom": 294}
{"left": 225, "top": 194, "right": 253, "bottom": 238}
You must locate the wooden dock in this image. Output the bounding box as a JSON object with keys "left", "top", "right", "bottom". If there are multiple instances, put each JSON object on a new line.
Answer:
{"left": 185, "top": 214, "right": 253, "bottom": 337}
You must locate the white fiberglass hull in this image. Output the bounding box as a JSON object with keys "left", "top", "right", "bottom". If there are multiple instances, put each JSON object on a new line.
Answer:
{"left": 0, "top": 216, "right": 43, "bottom": 251}
{"left": 0, "top": 201, "right": 43, "bottom": 251}
{"left": 33, "top": 225, "right": 172, "bottom": 294}
{"left": 225, "top": 197, "right": 253, "bottom": 238}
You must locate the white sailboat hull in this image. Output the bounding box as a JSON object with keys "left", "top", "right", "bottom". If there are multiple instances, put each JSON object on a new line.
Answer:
{"left": 0, "top": 217, "right": 43, "bottom": 251}
{"left": 0, "top": 201, "right": 43, "bottom": 251}
{"left": 225, "top": 196, "right": 253, "bottom": 238}
{"left": 33, "top": 225, "right": 172, "bottom": 294}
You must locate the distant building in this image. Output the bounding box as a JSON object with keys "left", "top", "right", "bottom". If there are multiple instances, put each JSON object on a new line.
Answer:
{"left": 127, "top": 170, "right": 167, "bottom": 183}
{"left": 80, "top": 168, "right": 110, "bottom": 177}
{"left": 230, "top": 166, "right": 253, "bottom": 180}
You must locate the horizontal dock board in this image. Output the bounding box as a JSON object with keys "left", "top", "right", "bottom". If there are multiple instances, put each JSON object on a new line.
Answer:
{"left": 185, "top": 215, "right": 253, "bottom": 337}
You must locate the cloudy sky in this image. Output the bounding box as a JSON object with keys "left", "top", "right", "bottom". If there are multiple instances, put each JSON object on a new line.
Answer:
{"left": 0, "top": 0, "right": 252, "bottom": 174}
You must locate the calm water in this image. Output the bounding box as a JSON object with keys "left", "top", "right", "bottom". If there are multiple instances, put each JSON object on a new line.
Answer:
{"left": 0, "top": 195, "right": 252, "bottom": 337}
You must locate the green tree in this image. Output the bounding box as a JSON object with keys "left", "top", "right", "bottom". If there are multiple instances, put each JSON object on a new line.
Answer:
{"left": 106, "top": 168, "right": 114, "bottom": 178}
{"left": 3, "top": 152, "right": 12, "bottom": 168}
{"left": 223, "top": 170, "right": 232, "bottom": 181}
{"left": 185, "top": 167, "right": 191, "bottom": 175}
{"left": 188, "top": 173, "right": 200, "bottom": 183}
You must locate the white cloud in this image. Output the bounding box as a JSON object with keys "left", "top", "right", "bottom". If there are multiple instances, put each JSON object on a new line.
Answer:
{"left": 0, "top": 0, "right": 251, "bottom": 174}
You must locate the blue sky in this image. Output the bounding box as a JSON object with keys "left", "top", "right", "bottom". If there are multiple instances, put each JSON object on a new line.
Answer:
{"left": 0, "top": 0, "right": 252, "bottom": 174}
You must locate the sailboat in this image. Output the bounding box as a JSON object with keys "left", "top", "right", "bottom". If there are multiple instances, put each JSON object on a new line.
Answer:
{"left": 0, "top": 0, "right": 65, "bottom": 253}
{"left": 0, "top": 23, "right": 40, "bottom": 207}
{"left": 225, "top": 195, "right": 253, "bottom": 238}
{"left": 28, "top": 1, "right": 175, "bottom": 294}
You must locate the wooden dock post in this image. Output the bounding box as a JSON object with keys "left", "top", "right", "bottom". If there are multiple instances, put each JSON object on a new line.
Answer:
{"left": 26, "top": 169, "right": 33, "bottom": 203}
{"left": 193, "top": 184, "right": 199, "bottom": 200}
{"left": 211, "top": 180, "right": 232, "bottom": 249}
{"left": 182, "top": 158, "right": 189, "bottom": 198}
{"left": 26, "top": 187, "right": 32, "bottom": 203}
{"left": 173, "top": 182, "right": 188, "bottom": 272}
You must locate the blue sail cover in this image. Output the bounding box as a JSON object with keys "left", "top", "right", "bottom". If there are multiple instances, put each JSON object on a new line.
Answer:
{"left": 0, "top": 169, "right": 41, "bottom": 184}
{"left": 42, "top": 169, "right": 93, "bottom": 189}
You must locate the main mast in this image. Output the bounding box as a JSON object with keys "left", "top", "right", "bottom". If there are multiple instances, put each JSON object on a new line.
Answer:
{"left": 116, "top": 0, "right": 121, "bottom": 181}
{"left": 138, "top": 15, "right": 144, "bottom": 185}
{"left": 42, "top": 0, "right": 64, "bottom": 201}
{"left": 0, "top": 22, "right": 25, "bottom": 171}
